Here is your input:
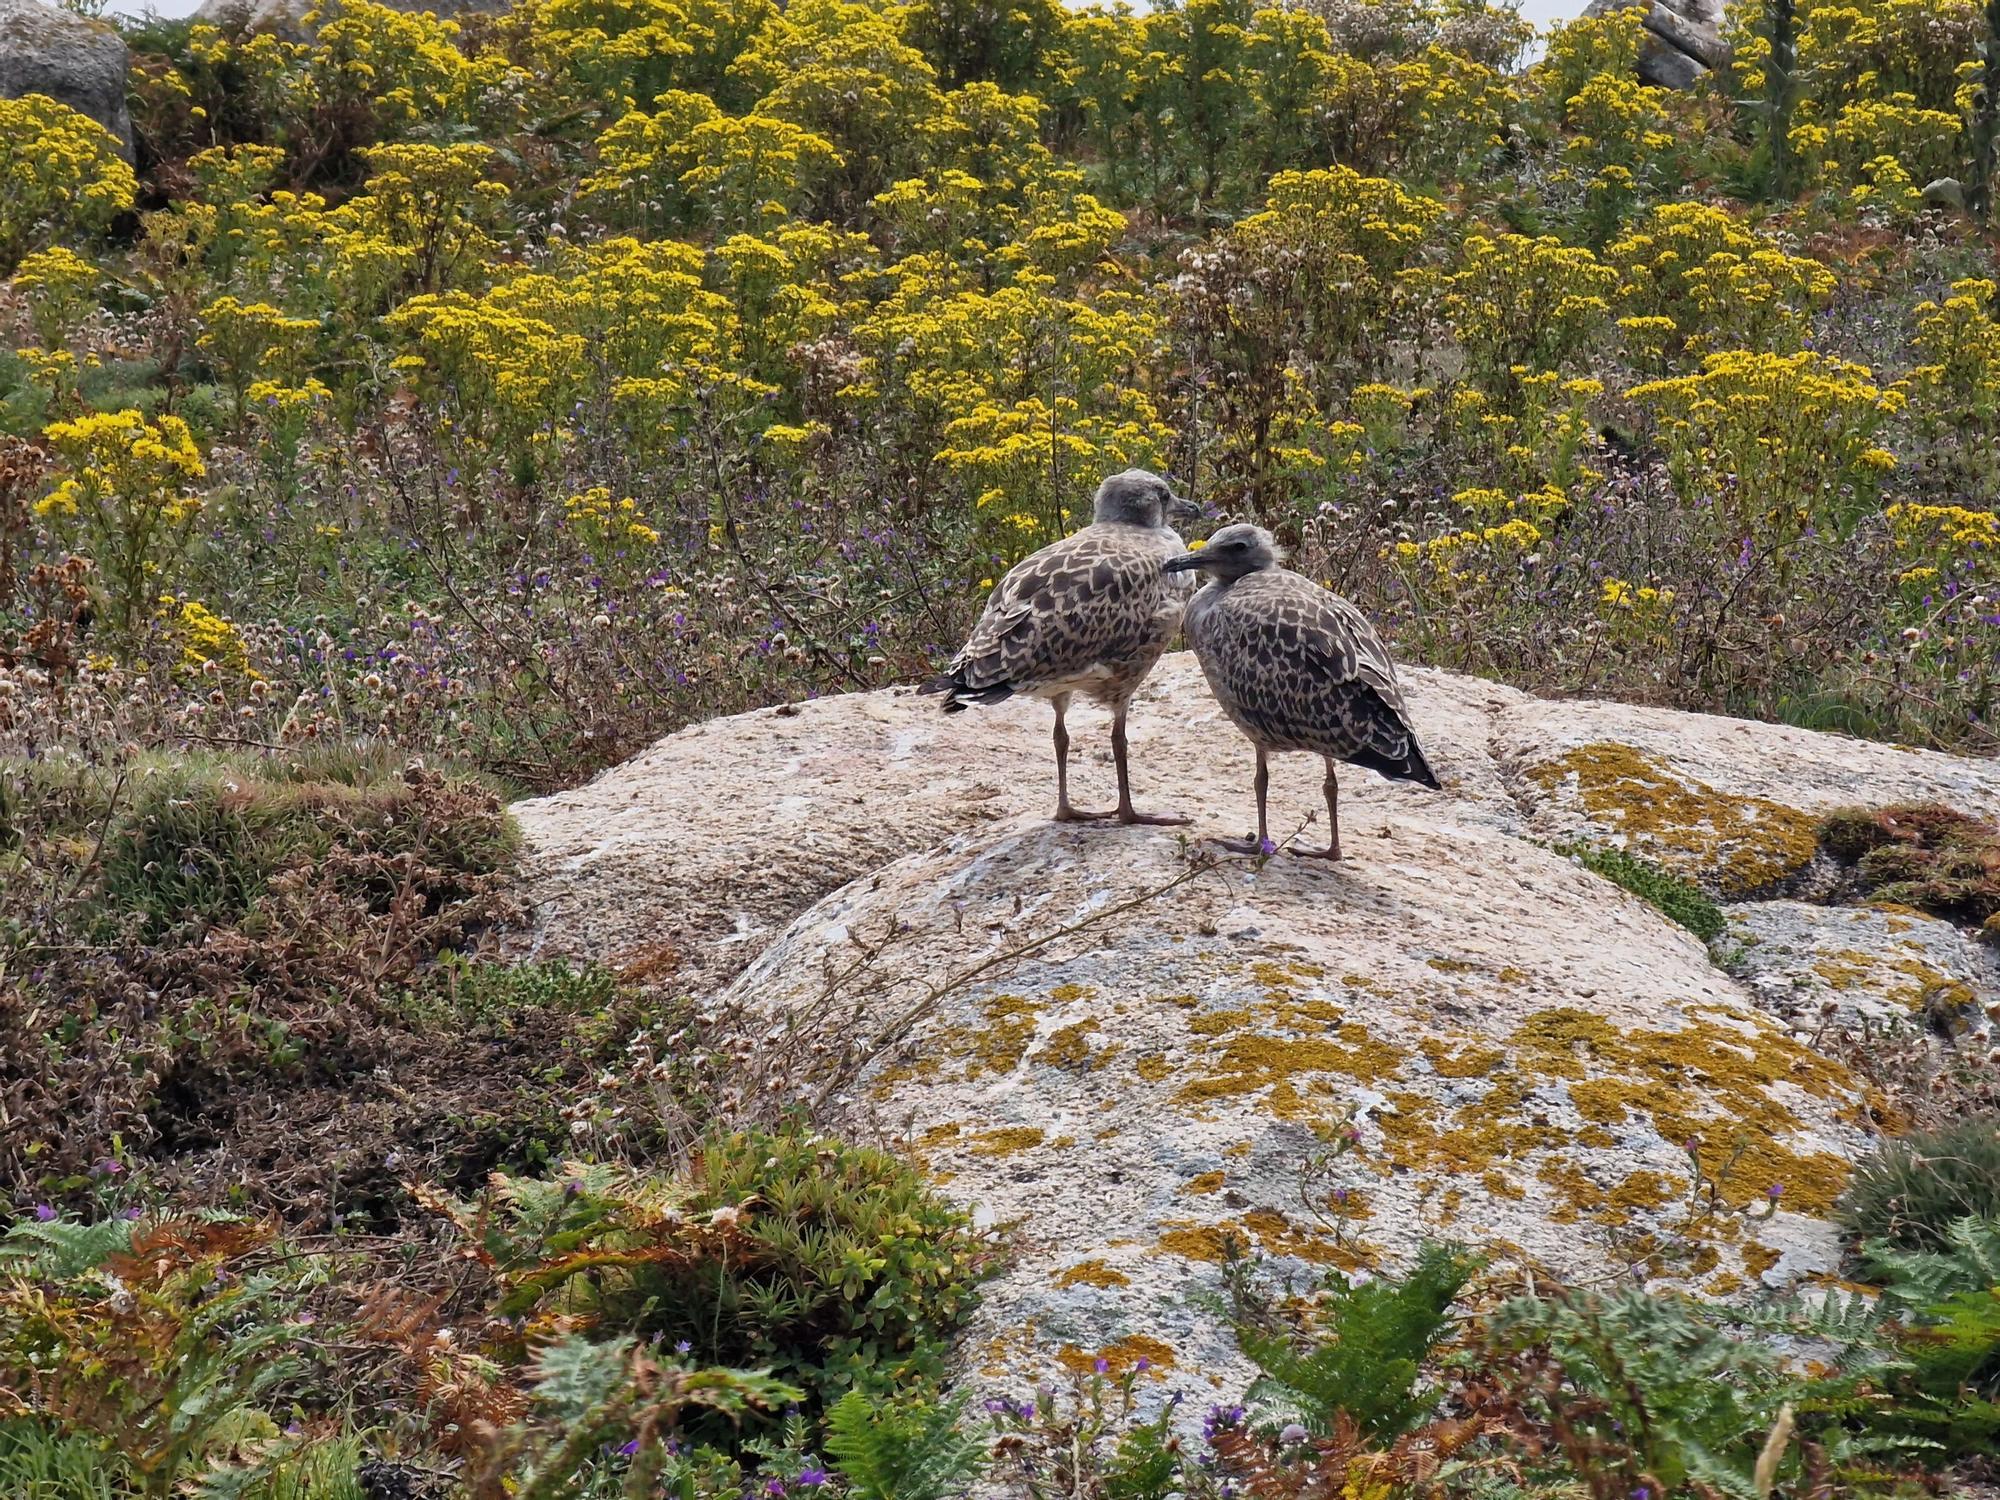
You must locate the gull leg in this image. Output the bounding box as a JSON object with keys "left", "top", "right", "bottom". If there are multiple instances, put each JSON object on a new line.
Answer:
{"left": 1051, "top": 695, "right": 1112, "bottom": 822}
{"left": 1294, "top": 757, "right": 1343, "bottom": 860}
{"left": 1112, "top": 703, "right": 1189, "bottom": 826}
{"left": 1218, "top": 747, "right": 1272, "bottom": 855}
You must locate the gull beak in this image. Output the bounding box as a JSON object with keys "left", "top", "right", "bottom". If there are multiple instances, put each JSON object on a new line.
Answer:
{"left": 1162, "top": 551, "right": 1208, "bottom": 574}
{"left": 1167, "top": 491, "right": 1202, "bottom": 523}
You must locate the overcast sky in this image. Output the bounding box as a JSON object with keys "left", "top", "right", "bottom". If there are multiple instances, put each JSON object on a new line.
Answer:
{"left": 108, "top": 0, "right": 1589, "bottom": 32}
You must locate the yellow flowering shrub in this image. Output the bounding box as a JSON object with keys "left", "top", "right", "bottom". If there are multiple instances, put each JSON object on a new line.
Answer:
{"left": 1629, "top": 350, "right": 1903, "bottom": 551}
{"left": 0, "top": 94, "right": 138, "bottom": 272}
{"left": 1596, "top": 577, "right": 1678, "bottom": 649}
{"left": 855, "top": 265, "right": 1170, "bottom": 542}
{"left": 1607, "top": 203, "right": 1835, "bottom": 358}
{"left": 1445, "top": 234, "right": 1616, "bottom": 389}
{"left": 215, "top": 0, "right": 517, "bottom": 156}
{"left": 339, "top": 143, "right": 513, "bottom": 299}
{"left": 37, "top": 410, "right": 208, "bottom": 629}
{"left": 1537, "top": 3, "right": 1644, "bottom": 110}
{"left": 198, "top": 296, "right": 323, "bottom": 415}
{"left": 1392, "top": 517, "right": 1544, "bottom": 610}
{"left": 157, "top": 595, "right": 253, "bottom": 678}
{"left": 564, "top": 485, "right": 663, "bottom": 550}
{"left": 1903, "top": 278, "right": 2000, "bottom": 445}
{"left": 1731, "top": 0, "right": 1982, "bottom": 200}
{"left": 1885, "top": 502, "right": 1999, "bottom": 612}
{"left": 729, "top": 0, "right": 947, "bottom": 198}
{"left": 10, "top": 246, "right": 101, "bottom": 350}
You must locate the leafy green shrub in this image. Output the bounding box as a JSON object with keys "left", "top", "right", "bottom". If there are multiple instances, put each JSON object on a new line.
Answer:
{"left": 1840, "top": 1116, "right": 2000, "bottom": 1250}
{"left": 1235, "top": 1241, "right": 1479, "bottom": 1440}
{"left": 428, "top": 1127, "right": 999, "bottom": 1405}
{"left": 1558, "top": 839, "right": 1726, "bottom": 942}
{"left": 1818, "top": 804, "right": 2000, "bottom": 927}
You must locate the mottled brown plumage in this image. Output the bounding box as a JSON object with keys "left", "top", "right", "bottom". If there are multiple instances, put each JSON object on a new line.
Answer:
{"left": 924, "top": 469, "right": 1198, "bottom": 824}
{"left": 1166, "top": 524, "right": 1437, "bottom": 859}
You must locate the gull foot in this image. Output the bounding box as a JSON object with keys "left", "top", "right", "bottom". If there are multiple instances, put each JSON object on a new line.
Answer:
{"left": 1053, "top": 805, "right": 1117, "bottom": 823}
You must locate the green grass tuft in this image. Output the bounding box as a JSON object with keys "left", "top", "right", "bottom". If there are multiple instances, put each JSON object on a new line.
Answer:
{"left": 1840, "top": 1116, "right": 2000, "bottom": 1251}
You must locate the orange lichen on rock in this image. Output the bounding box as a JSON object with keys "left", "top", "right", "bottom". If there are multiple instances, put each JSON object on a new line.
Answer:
{"left": 1529, "top": 741, "right": 1818, "bottom": 895}
{"left": 967, "top": 1126, "right": 1047, "bottom": 1156}
{"left": 1053, "top": 1259, "right": 1132, "bottom": 1289}
{"left": 1058, "top": 1334, "right": 1176, "bottom": 1376}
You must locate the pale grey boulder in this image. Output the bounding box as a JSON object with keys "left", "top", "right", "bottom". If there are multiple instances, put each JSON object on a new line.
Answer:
{"left": 191, "top": 0, "right": 503, "bottom": 34}
{"left": 0, "top": 0, "right": 133, "bottom": 160}
{"left": 1584, "top": 0, "right": 1730, "bottom": 91}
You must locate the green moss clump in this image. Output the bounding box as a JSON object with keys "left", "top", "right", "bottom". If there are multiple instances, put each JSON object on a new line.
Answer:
{"left": 1558, "top": 840, "right": 1726, "bottom": 943}
{"left": 1818, "top": 804, "right": 2000, "bottom": 928}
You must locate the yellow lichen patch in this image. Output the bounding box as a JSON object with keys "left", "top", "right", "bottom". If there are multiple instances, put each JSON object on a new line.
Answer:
{"left": 918, "top": 1123, "right": 962, "bottom": 1146}
{"left": 1182, "top": 1171, "right": 1226, "bottom": 1195}
{"left": 1528, "top": 742, "right": 1818, "bottom": 895}
{"left": 1057, "top": 1334, "right": 1176, "bottom": 1376}
{"left": 1038, "top": 1021, "right": 1103, "bottom": 1069}
{"left": 1153, "top": 1221, "right": 1245, "bottom": 1262}
{"left": 1537, "top": 1159, "right": 1599, "bottom": 1223}
{"left": 1482, "top": 1169, "right": 1525, "bottom": 1200}
{"left": 1374, "top": 1006, "right": 1859, "bottom": 1215}
{"left": 1607, "top": 1169, "right": 1672, "bottom": 1218}
{"left": 870, "top": 1053, "right": 942, "bottom": 1097}
{"left": 1420, "top": 1037, "right": 1506, "bottom": 1078}
{"left": 1224, "top": 1141, "right": 1253, "bottom": 1159}
{"left": 1134, "top": 1054, "right": 1175, "bottom": 1082}
{"left": 1049, "top": 983, "right": 1097, "bottom": 1004}
{"left": 1239, "top": 1207, "right": 1367, "bottom": 1268}
{"left": 1812, "top": 952, "right": 1875, "bottom": 990}
{"left": 968, "top": 994, "right": 1042, "bottom": 1076}
{"left": 967, "top": 1126, "right": 1046, "bottom": 1157}
{"left": 1053, "top": 1259, "right": 1131, "bottom": 1289}
{"left": 1742, "top": 1242, "right": 1782, "bottom": 1280}
{"left": 1188, "top": 1009, "right": 1252, "bottom": 1037}
{"left": 1179, "top": 1023, "right": 1403, "bottom": 1110}
{"left": 1707, "top": 1272, "right": 1745, "bottom": 1296}
{"left": 1427, "top": 957, "right": 1479, "bottom": 974}
{"left": 1253, "top": 959, "right": 1327, "bottom": 1001}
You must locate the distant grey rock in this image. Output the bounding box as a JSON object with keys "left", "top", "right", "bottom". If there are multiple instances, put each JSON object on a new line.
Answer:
{"left": 189, "top": 0, "right": 313, "bottom": 34}
{"left": 1923, "top": 176, "right": 1966, "bottom": 211}
{"left": 0, "top": 0, "right": 133, "bottom": 160}
{"left": 1585, "top": 0, "right": 1730, "bottom": 92}
{"left": 191, "top": 0, "right": 504, "bottom": 34}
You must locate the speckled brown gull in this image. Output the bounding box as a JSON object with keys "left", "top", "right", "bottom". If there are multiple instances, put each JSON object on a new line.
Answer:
{"left": 922, "top": 470, "right": 1200, "bottom": 825}
{"left": 1165, "top": 523, "right": 1439, "bottom": 859}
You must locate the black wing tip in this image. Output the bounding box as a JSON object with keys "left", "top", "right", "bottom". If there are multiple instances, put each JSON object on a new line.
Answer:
{"left": 1350, "top": 741, "right": 1441, "bottom": 790}
{"left": 921, "top": 672, "right": 1013, "bottom": 712}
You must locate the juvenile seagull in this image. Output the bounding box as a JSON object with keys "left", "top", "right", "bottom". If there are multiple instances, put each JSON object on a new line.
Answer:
{"left": 923, "top": 469, "right": 1200, "bottom": 825}
{"left": 1166, "top": 524, "right": 1438, "bottom": 859}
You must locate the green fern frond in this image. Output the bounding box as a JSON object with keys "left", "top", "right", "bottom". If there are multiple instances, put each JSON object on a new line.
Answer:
{"left": 0, "top": 1217, "right": 138, "bottom": 1281}
{"left": 823, "top": 1389, "right": 985, "bottom": 1500}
